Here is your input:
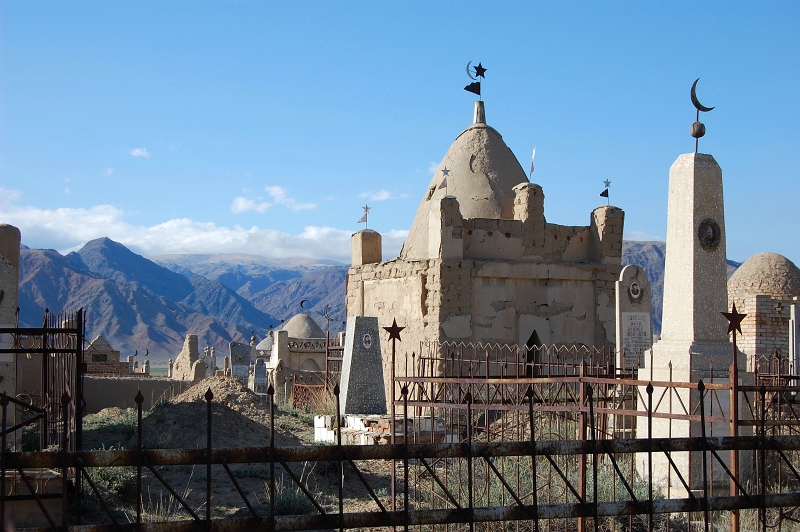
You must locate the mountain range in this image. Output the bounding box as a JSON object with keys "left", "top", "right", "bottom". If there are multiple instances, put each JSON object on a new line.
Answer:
{"left": 17, "top": 238, "right": 741, "bottom": 361}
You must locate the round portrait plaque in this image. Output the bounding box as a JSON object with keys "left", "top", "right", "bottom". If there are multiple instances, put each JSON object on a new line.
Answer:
{"left": 697, "top": 218, "right": 721, "bottom": 251}
{"left": 362, "top": 333, "right": 373, "bottom": 349}
{"left": 629, "top": 281, "right": 642, "bottom": 301}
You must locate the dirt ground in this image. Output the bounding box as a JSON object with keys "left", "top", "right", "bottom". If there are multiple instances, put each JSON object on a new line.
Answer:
{"left": 80, "top": 376, "right": 395, "bottom": 524}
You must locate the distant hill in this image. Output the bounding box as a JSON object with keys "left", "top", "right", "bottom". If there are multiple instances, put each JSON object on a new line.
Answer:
{"left": 18, "top": 247, "right": 272, "bottom": 359}
{"left": 67, "top": 238, "right": 278, "bottom": 335}
{"left": 18, "top": 238, "right": 742, "bottom": 357}
{"left": 151, "top": 253, "right": 344, "bottom": 299}
{"left": 248, "top": 266, "right": 348, "bottom": 331}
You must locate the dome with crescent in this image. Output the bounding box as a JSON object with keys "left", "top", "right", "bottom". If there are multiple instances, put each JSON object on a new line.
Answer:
{"left": 400, "top": 103, "right": 530, "bottom": 260}
{"left": 281, "top": 313, "right": 326, "bottom": 339}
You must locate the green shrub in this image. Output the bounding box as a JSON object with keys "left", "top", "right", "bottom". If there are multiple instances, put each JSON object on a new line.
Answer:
{"left": 265, "top": 481, "right": 318, "bottom": 516}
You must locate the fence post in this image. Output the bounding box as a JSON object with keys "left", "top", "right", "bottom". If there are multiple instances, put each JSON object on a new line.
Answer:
{"left": 135, "top": 390, "right": 144, "bottom": 528}
{"left": 578, "top": 365, "right": 586, "bottom": 532}
{"left": 587, "top": 385, "right": 598, "bottom": 531}
{"left": 698, "top": 380, "right": 710, "bottom": 532}
{"left": 647, "top": 382, "right": 654, "bottom": 532}
{"left": 205, "top": 388, "right": 213, "bottom": 526}
{"left": 465, "top": 390, "right": 473, "bottom": 532}
{"left": 1, "top": 393, "right": 7, "bottom": 530}
{"left": 402, "top": 385, "right": 409, "bottom": 532}
{"left": 268, "top": 384, "right": 275, "bottom": 532}
{"left": 760, "top": 385, "right": 767, "bottom": 532}
{"left": 60, "top": 391, "right": 69, "bottom": 530}
{"left": 525, "top": 386, "right": 539, "bottom": 532}
{"left": 335, "top": 384, "right": 343, "bottom": 532}
{"left": 730, "top": 334, "right": 741, "bottom": 532}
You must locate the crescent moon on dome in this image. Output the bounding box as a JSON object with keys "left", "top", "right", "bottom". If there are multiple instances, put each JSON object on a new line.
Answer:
{"left": 691, "top": 78, "right": 715, "bottom": 113}
{"left": 300, "top": 299, "right": 306, "bottom": 309}
{"left": 466, "top": 61, "right": 477, "bottom": 81}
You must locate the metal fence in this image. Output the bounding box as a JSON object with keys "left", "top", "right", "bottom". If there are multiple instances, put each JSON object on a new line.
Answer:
{"left": 2, "top": 382, "right": 800, "bottom": 532}
{"left": 0, "top": 309, "right": 84, "bottom": 451}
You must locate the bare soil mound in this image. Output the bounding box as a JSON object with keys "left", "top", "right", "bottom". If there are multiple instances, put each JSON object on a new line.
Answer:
{"left": 137, "top": 376, "right": 304, "bottom": 448}
{"left": 172, "top": 375, "right": 260, "bottom": 408}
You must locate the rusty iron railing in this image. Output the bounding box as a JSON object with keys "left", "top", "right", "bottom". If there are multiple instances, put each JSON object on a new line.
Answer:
{"left": 0, "top": 308, "right": 84, "bottom": 452}
{"left": 1, "top": 383, "right": 800, "bottom": 531}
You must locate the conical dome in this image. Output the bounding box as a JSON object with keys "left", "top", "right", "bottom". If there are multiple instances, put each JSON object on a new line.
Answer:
{"left": 400, "top": 104, "right": 529, "bottom": 260}
{"left": 728, "top": 252, "right": 800, "bottom": 299}
{"left": 281, "top": 313, "right": 325, "bottom": 339}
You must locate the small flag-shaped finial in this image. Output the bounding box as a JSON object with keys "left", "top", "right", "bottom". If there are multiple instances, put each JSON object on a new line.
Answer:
{"left": 357, "top": 204, "right": 370, "bottom": 229}
{"left": 464, "top": 62, "right": 486, "bottom": 99}
{"left": 600, "top": 180, "right": 611, "bottom": 204}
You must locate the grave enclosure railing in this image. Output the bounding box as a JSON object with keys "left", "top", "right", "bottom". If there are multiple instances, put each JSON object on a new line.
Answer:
{"left": 0, "top": 308, "right": 84, "bottom": 452}
{"left": 2, "top": 382, "right": 800, "bottom": 532}
{"left": 3, "top": 336, "right": 800, "bottom": 531}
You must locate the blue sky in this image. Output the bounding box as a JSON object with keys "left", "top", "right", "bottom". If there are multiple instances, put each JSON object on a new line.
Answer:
{"left": 1, "top": 2, "right": 798, "bottom": 264}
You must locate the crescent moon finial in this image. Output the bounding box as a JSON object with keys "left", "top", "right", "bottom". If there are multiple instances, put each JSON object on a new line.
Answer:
{"left": 691, "top": 78, "right": 714, "bottom": 113}
{"left": 466, "top": 61, "right": 477, "bottom": 81}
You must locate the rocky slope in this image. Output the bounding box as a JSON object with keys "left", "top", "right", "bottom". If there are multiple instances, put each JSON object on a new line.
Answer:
{"left": 19, "top": 240, "right": 281, "bottom": 359}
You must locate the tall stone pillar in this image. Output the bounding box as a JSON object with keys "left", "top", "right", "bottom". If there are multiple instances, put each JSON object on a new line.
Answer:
{"left": 656, "top": 154, "right": 730, "bottom": 365}
{"left": 641, "top": 153, "right": 749, "bottom": 493}
{"left": 0, "top": 225, "right": 21, "bottom": 400}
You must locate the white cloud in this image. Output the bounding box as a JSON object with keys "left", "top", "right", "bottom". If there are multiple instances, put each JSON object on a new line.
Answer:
{"left": 265, "top": 186, "right": 316, "bottom": 211}
{"left": 230, "top": 196, "right": 270, "bottom": 214}
{"left": 0, "top": 188, "right": 21, "bottom": 209}
{"left": 428, "top": 161, "right": 440, "bottom": 175}
{"left": 64, "top": 188, "right": 70, "bottom": 194}
{"left": 104, "top": 168, "right": 115, "bottom": 176}
{"left": 360, "top": 190, "right": 391, "bottom": 201}
{"left": 359, "top": 190, "right": 410, "bottom": 201}
{"left": 230, "top": 186, "right": 316, "bottom": 215}
{"left": 129, "top": 148, "right": 150, "bottom": 158}
{"left": 0, "top": 197, "right": 409, "bottom": 261}
{"left": 623, "top": 230, "right": 664, "bottom": 242}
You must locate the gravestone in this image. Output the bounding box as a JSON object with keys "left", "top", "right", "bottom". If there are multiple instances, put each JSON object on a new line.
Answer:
{"left": 253, "top": 358, "right": 268, "bottom": 395}
{"left": 339, "top": 316, "right": 387, "bottom": 415}
{"left": 229, "top": 341, "right": 250, "bottom": 386}
{"left": 615, "top": 265, "right": 653, "bottom": 372}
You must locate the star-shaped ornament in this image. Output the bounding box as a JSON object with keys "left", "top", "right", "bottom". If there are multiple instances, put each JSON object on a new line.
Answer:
{"left": 722, "top": 302, "right": 747, "bottom": 335}
{"left": 383, "top": 318, "right": 405, "bottom": 342}
{"left": 473, "top": 63, "right": 487, "bottom": 78}
{"left": 442, "top": 167, "right": 450, "bottom": 176}
{"left": 603, "top": 180, "right": 611, "bottom": 188}
{"left": 363, "top": 204, "right": 371, "bottom": 214}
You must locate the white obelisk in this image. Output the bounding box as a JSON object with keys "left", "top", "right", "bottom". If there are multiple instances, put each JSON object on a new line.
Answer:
{"left": 643, "top": 153, "right": 745, "bottom": 492}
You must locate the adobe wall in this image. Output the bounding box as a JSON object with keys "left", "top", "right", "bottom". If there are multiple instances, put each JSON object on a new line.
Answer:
{"left": 347, "top": 256, "right": 623, "bottom": 405}
{"left": 83, "top": 377, "right": 192, "bottom": 414}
